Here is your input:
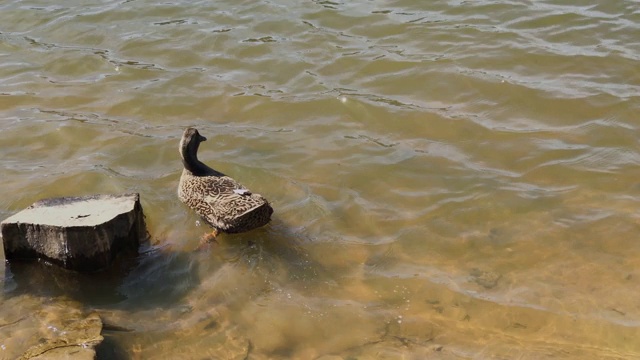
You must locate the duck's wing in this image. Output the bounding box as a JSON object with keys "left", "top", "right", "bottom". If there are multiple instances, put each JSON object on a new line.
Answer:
{"left": 196, "top": 176, "right": 269, "bottom": 229}
{"left": 195, "top": 175, "right": 243, "bottom": 196}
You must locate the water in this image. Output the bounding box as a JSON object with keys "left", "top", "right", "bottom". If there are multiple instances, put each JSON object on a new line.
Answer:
{"left": 1, "top": 0, "right": 640, "bottom": 358}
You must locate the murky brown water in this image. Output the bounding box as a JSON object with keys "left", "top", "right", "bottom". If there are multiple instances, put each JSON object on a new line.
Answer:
{"left": 2, "top": 0, "right": 640, "bottom": 358}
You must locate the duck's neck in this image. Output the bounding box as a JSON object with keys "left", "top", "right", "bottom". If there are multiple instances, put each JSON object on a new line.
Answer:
{"left": 182, "top": 157, "right": 209, "bottom": 176}
{"left": 181, "top": 143, "right": 223, "bottom": 177}
{"left": 181, "top": 142, "right": 207, "bottom": 176}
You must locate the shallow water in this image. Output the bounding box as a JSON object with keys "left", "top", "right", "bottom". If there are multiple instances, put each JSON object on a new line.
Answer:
{"left": 1, "top": 0, "right": 640, "bottom": 358}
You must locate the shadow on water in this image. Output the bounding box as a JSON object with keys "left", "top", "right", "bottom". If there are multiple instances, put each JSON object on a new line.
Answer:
{"left": 2, "top": 216, "right": 332, "bottom": 359}
{"left": 217, "top": 219, "right": 334, "bottom": 287}
{"left": 2, "top": 242, "right": 200, "bottom": 311}
{"left": 1, "top": 218, "right": 324, "bottom": 305}
{"left": 95, "top": 335, "right": 132, "bottom": 360}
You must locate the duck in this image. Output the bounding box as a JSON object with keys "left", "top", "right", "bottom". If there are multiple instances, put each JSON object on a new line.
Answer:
{"left": 178, "top": 127, "right": 273, "bottom": 244}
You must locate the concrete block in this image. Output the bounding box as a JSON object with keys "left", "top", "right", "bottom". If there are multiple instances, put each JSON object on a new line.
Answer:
{"left": 1, "top": 193, "right": 146, "bottom": 272}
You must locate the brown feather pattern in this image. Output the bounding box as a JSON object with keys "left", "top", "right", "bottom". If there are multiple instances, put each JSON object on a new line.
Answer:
{"left": 178, "top": 127, "right": 273, "bottom": 233}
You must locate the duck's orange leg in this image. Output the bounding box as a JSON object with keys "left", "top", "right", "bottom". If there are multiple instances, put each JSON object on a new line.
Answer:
{"left": 196, "top": 228, "right": 219, "bottom": 251}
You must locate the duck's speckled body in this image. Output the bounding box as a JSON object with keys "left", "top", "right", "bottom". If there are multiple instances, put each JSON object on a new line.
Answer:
{"left": 178, "top": 127, "right": 273, "bottom": 235}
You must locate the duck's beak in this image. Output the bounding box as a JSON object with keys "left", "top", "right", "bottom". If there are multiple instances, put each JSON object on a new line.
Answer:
{"left": 199, "top": 135, "right": 207, "bottom": 142}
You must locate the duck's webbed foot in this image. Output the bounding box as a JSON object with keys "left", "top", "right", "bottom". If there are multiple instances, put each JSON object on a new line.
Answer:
{"left": 196, "top": 228, "right": 219, "bottom": 251}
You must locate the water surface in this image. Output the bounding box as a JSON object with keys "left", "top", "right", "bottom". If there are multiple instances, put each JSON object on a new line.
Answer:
{"left": 1, "top": 0, "right": 640, "bottom": 358}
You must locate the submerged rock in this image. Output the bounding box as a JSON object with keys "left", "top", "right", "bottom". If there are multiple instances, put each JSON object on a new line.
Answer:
{"left": 1, "top": 193, "right": 146, "bottom": 272}
{"left": 470, "top": 268, "right": 502, "bottom": 289}
{"left": 19, "top": 312, "right": 103, "bottom": 360}
{"left": 0, "top": 295, "right": 103, "bottom": 360}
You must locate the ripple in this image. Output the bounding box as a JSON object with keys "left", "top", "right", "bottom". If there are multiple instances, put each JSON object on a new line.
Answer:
{"left": 1, "top": 0, "right": 640, "bottom": 358}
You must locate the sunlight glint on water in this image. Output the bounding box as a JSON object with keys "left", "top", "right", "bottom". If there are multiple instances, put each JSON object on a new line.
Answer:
{"left": 1, "top": 0, "right": 640, "bottom": 358}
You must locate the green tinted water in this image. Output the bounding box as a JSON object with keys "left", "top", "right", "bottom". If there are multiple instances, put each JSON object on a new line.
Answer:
{"left": 1, "top": 0, "right": 640, "bottom": 358}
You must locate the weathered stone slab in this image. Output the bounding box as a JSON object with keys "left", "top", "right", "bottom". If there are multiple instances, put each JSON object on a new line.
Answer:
{"left": 1, "top": 193, "right": 146, "bottom": 272}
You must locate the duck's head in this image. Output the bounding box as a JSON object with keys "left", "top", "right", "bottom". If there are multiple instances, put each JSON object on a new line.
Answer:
{"left": 179, "top": 127, "right": 207, "bottom": 163}
{"left": 180, "top": 126, "right": 206, "bottom": 148}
